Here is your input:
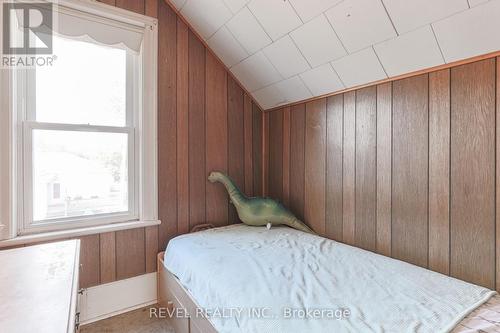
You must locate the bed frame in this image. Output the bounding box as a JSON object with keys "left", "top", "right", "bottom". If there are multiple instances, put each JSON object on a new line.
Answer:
{"left": 157, "top": 251, "right": 218, "bottom": 333}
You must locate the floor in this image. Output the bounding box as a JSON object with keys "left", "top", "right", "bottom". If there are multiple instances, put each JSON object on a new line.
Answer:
{"left": 81, "top": 306, "right": 174, "bottom": 333}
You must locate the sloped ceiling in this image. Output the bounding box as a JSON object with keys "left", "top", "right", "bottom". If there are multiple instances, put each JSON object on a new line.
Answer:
{"left": 168, "top": 0, "right": 500, "bottom": 110}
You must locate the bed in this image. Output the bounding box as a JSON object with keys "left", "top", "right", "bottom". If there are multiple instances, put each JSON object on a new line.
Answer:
{"left": 157, "top": 225, "right": 499, "bottom": 333}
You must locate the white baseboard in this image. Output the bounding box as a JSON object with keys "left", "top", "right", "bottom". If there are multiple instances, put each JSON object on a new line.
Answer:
{"left": 79, "top": 272, "right": 157, "bottom": 325}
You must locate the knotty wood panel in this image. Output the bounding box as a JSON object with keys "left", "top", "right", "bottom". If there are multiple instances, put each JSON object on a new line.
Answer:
{"left": 304, "top": 99, "right": 327, "bottom": 235}
{"left": 325, "top": 95, "right": 343, "bottom": 241}
{"left": 392, "top": 74, "right": 429, "bottom": 268}
{"left": 282, "top": 107, "right": 291, "bottom": 206}
{"left": 428, "top": 69, "right": 450, "bottom": 275}
{"left": 177, "top": 18, "right": 189, "bottom": 235}
{"left": 342, "top": 91, "right": 356, "bottom": 245}
{"left": 188, "top": 31, "right": 206, "bottom": 228}
{"left": 158, "top": 1, "right": 178, "bottom": 249}
{"left": 355, "top": 87, "right": 377, "bottom": 251}
{"left": 99, "top": 232, "right": 116, "bottom": 284}
{"left": 79, "top": 235, "right": 100, "bottom": 288}
{"left": 116, "top": 229, "right": 146, "bottom": 280}
{"left": 451, "top": 60, "right": 495, "bottom": 288}
{"left": 289, "top": 104, "right": 306, "bottom": 221}
{"left": 228, "top": 76, "right": 245, "bottom": 224}
{"left": 205, "top": 52, "right": 228, "bottom": 226}
{"left": 268, "top": 110, "right": 283, "bottom": 201}
{"left": 376, "top": 83, "right": 392, "bottom": 256}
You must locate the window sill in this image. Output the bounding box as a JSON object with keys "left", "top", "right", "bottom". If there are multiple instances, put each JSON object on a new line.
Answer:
{"left": 0, "top": 219, "right": 161, "bottom": 249}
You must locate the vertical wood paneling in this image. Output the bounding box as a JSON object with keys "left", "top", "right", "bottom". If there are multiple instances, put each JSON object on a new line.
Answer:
{"left": 392, "top": 74, "right": 429, "bottom": 268}
{"left": 115, "top": 0, "right": 144, "bottom": 13}
{"left": 145, "top": 226, "right": 159, "bottom": 273}
{"left": 326, "top": 95, "right": 343, "bottom": 241}
{"left": 99, "top": 232, "right": 116, "bottom": 284}
{"left": 497, "top": 57, "right": 500, "bottom": 291}
{"left": 343, "top": 91, "right": 356, "bottom": 245}
{"left": 376, "top": 82, "right": 392, "bottom": 257}
{"left": 145, "top": 0, "right": 158, "bottom": 17}
{"left": 304, "top": 99, "right": 327, "bottom": 235}
{"left": 116, "top": 229, "right": 146, "bottom": 280}
{"left": 205, "top": 52, "right": 228, "bottom": 226}
{"left": 282, "top": 107, "right": 291, "bottom": 207}
{"left": 188, "top": 31, "right": 206, "bottom": 228}
{"left": 289, "top": 104, "right": 306, "bottom": 221}
{"left": 252, "top": 103, "right": 263, "bottom": 196}
{"left": 428, "top": 69, "right": 450, "bottom": 275}
{"left": 268, "top": 111, "right": 283, "bottom": 201}
{"left": 177, "top": 18, "right": 189, "bottom": 235}
{"left": 355, "top": 87, "right": 377, "bottom": 251}
{"left": 244, "top": 95, "right": 254, "bottom": 196}
{"left": 263, "top": 57, "right": 500, "bottom": 291}
{"left": 158, "top": 1, "right": 177, "bottom": 249}
{"left": 262, "top": 112, "right": 270, "bottom": 196}
{"left": 228, "top": 76, "right": 245, "bottom": 224}
{"left": 79, "top": 235, "right": 100, "bottom": 288}
{"left": 451, "top": 60, "right": 495, "bottom": 288}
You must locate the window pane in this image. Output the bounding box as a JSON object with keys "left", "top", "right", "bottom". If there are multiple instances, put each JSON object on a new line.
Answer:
{"left": 32, "top": 130, "right": 129, "bottom": 222}
{"left": 34, "top": 36, "right": 127, "bottom": 126}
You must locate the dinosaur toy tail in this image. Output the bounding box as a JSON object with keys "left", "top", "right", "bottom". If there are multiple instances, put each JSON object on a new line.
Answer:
{"left": 285, "top": 218, "right": 317, "bottom": 235}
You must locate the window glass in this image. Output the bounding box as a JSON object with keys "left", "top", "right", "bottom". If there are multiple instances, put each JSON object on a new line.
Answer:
{"left": 32, "top": 130, "right": 129, "bottom": 222}
{"left": 34, "top": 36, "right": 127, "bottom": 126}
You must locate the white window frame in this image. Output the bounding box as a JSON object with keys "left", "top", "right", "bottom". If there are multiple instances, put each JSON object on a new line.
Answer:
{"left": 0, "top": 0, "right": 159, "bottom": 241}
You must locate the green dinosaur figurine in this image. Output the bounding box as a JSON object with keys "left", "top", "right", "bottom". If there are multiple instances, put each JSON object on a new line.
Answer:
{"left": 208, "top": 171, "right": 316, "bottom": 235}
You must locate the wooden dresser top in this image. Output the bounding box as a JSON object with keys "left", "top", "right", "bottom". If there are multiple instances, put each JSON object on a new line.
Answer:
{"left": 0, "top": 240, "right": 80, "bottom": 333}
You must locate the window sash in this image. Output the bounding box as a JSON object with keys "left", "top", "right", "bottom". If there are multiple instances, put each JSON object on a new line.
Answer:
{"left": 23, "top": 44, "right": 137, "bottom": 126}
{"left": 21, "top": 121, "right": 138, "bottom": 234}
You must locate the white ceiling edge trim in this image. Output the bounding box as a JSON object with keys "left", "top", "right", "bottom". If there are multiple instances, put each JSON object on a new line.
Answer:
{"left": 167, "top": 0, "right": 500, "bottom": 110}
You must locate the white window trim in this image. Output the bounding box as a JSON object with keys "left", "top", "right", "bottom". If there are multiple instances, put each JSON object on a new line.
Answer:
{"left": 0, "top": 0, "right": 159, "bottom": 243}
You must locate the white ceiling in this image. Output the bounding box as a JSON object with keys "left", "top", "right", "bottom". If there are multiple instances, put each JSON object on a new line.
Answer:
{"left": 169, "top": 0, "right": 500, "bottom": 110}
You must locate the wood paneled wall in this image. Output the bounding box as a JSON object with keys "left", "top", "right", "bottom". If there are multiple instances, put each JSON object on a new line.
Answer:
{"left": 8, "top": 0, "right": 263, "bottom": 289}
{"left": 265, "top": 57, "right": 500, "bottom": 291}
{"left": 156, "top": 0, "right": 264, "bottom": 248}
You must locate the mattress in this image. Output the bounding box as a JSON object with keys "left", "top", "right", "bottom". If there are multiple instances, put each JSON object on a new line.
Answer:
{"left": 164, "top": 225, "right": 496, "bottom": 333}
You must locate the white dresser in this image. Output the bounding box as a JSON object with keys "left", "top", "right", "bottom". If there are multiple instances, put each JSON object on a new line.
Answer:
{"left": 0, "top": 240, "right": 81, "bottom": 333}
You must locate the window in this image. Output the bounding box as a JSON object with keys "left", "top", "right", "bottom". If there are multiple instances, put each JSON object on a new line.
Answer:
{"left": 0, "top": 1, "right": 158, "bottom": 238}
{"left": 24, "top": 35, "right": 137, "bottom": 231}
